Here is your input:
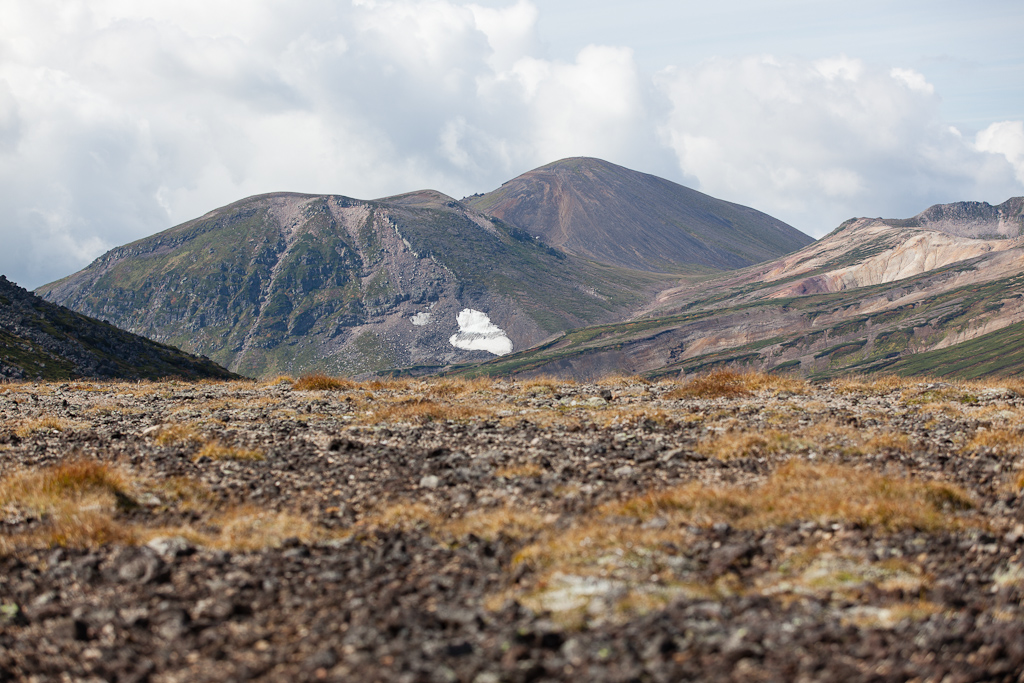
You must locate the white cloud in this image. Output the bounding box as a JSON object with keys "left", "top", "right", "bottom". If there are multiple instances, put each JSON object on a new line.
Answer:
{"left": 0, "top": 1, "right": 1021, "bottom": 290}
{"left": 976, "top": 121, "right": 1024, "bottom": 185}
{"left": 657, "top": 56, "right": 1023, "bottom": 233}
{"left": 890, "top": 67, "right": 935, "bottom": 95}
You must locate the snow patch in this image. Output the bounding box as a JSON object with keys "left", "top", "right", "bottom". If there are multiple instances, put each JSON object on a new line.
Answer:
{"left": 449, "top": 309, "right": 513, "bottom": 355}
{"left": 410, "top": 311, "right": 431, "bottom": 326}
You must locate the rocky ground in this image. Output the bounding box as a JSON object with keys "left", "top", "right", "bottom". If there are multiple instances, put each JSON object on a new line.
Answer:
{"left": 2, "top": 371, "right": 1024, "bottom": 682}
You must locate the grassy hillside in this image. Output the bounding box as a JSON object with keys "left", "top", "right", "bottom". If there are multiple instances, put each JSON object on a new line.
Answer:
{"left": 0, "top": 275, "right": 238, "bottom": 381}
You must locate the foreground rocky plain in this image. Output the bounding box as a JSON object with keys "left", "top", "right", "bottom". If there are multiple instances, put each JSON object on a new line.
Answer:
{"left": 3, "top": 371, "right": 1024, "bottom": 682}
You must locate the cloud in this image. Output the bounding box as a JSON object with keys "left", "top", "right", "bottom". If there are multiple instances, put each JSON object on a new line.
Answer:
{"left": 0, "top": 1, "right": 1021, "bottom": 290}
{"left": 657, "top": 56, "right": 1023, "bottom": 232}
{"left": 976, "top": 121, "right": 1024, "bottom": 185}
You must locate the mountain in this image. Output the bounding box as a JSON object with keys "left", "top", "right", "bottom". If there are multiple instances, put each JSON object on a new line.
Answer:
{"left": 464, "top": 157, "right": 813, "bottom": 272}
{"left": 38, "top": 190, "right": 670, "bottom": 378}
{"left": 0, "top": 275, "right": 236, "bottom": 381}
{"left": 450, "top": 197, "right": 1024, "bottom": 381}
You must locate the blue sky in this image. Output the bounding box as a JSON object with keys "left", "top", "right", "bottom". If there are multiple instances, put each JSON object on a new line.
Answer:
{"left": 1, "top": 0, "right": 1022, "bottom": 288}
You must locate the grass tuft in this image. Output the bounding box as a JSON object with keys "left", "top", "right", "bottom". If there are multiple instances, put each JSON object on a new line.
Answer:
{"left": 293, "top": 374, "right": 358, "bottom": 391}
{"left": 14, "top": 416, "right": 68, "bottom": 437}
{"left": 666, "top": 370, "right": 808, "bottom": 400}
{"left": 195, "top": 441, "right": 265, "bottom": 462}
{"left": 968, "top": 428, "right": 1024, "bottom": 457}
{"left": 155, "top": 423, "right": 202, "bottom": 447}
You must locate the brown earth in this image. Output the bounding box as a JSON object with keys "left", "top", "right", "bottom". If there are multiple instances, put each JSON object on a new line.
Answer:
{"left": 3, "top": 373, "right": 1024, "bottom": 681}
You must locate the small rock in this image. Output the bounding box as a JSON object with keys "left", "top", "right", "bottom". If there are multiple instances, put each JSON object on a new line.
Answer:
{"left": 304, "top": 648, "right": 338, "bottom": 671}
{"left": 613, "top": 465, "right": 635, "bottom": 478}
{"left": 147, "top": 536, "right": 195, "bottom": 558}
{"left": 641, "top": 516, "right": 668, "bottom": 530}
{"left": 1005, "top": 525, "right": 1024, "bottom": 545}
{"left": 113, "top": 548, "right": 166, "bottom": 584}
{"left": 420, "top": 475, "right": 440, "bottom": 489}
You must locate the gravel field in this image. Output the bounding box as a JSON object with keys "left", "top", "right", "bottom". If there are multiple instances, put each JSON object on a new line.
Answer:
{"left": 2, "top": 372, "right": 1024, "bottom": 682}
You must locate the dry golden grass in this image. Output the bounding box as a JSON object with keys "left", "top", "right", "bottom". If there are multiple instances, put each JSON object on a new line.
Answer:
{"left": 864, "top": 432, "right": 916, "bottom": 455}
{"left": 363, "top": 377, "right": 414, "bottom": 392}
{"left": 442, "top": 508, "right": 550, "bottom": 542}
{"left": 260, "top": 375, "right": 295, "bottom": 387}
{"left": 1, "top": 460, "right": 132, "bottom": 511}
{"left": 614, "top": 461, "right": 973, "bottom": 533}
{"left": 0, "top": 458, "right": 327, "bottom": 552}
{"left": 665, "top": 370, "right": 809, "bottom": 400}
{"left": 292, "top": 374, "right": 358, "bottom": 391}
{"left": 493, "top": 463, "right": 545, "bottom": 479}
{"left": 195, "top": 441, "right": 265, "bottom": 462}
{"left": 696, "top": 429, "right": 807, "bottom": 460}
{"left": 201, "top": 506, "right": 319, "bottom": 550}
{"left": 154, "top": 476, "right": 216, "bottom": 511}
{"left": 0, "top": 460, "right": 140, "bottom": 549}
{"left": 14, "top": 416, "right": 69, "bottom": 437}
{"left": 154, "top": 423, "right": 202, "bottom": 447}
{"left": 830, "top": 374, "right": 910, "bottom": 395}
{"left": 490, "top": 461, "right": 976, "bottom": 624}
{"left": 518, "top": 377, "right": 574, "bottom": 395}
{"left": 969, "top": 428, "right": 1024, "bottom": 457}
{"left": 355, "top": 502, "right": 440, "bottom": 533}
{"left": 366, "top": 396, "right": 495, "bottom": 424}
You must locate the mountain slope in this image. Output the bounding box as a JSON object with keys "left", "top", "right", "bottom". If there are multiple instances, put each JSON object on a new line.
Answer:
{"left": 464, "top": 157, "right": 813, "bottom": 272}
{"left": 39, "top": 191, "right": 668, "bottom": 378}
{"left": 449, "top": 198, "right": 1024, "bottom": 381}
{"left": 0, "top": 275, "right": 237, "bottom": 381}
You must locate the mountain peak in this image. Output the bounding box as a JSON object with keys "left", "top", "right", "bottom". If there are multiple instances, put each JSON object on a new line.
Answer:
{"left": 466, "top": 157, "right": 812, "bottom": 273}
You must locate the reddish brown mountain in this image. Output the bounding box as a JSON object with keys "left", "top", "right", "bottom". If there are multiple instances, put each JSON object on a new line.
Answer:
{"left": 465, "top": 157, "right": 813, "bottom": 272}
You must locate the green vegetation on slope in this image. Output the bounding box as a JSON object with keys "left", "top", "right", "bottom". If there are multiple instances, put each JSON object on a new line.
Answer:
{"left": 889, "top": 322, "right": 1024, "bottom": 379}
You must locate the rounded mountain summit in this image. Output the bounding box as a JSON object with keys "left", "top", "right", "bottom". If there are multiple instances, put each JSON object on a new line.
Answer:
{"left": 464, "top": 157, "right": 812, "bottom": 273}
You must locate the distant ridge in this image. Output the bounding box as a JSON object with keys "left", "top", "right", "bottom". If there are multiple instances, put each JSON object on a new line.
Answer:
{"left": 884, "top": 196, "right": 1024, "bottom": 239}
{"left": 453, "top": 195, "right": 1024, "bottom": 381}
{"left": 465, "top": 157, "right": 813, "bottom": 272}
{"left": 0, "top": 275, "right": 237, "bottom": 381}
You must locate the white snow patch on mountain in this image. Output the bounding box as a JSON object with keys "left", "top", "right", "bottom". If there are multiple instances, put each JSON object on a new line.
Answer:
{"left": 410, "top": 311, "right": 431, "bottom": 326}
{"left": 449, "top": 309, "right": 513, "bottom": 356}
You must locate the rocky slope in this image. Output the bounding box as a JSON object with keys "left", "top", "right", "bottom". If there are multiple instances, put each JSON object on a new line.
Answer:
{"left": 0, "top": 275, "right": 236, "bottom": 381}
{"left": 465, "top": 157, "right": 813, "bottom": 273}
{"left": 458, "top": 198, "right": 1024, "bottom": 380}
{"left": 38, "top": 191, "right": 669, "bottom": 379}
{"left": 3, "top": 374, "right": 1024, "bottom": 681}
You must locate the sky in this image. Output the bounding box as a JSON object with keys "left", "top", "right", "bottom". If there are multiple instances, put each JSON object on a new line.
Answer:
{"left": 2, "top": 0, "right": 1023, "bottom": 289}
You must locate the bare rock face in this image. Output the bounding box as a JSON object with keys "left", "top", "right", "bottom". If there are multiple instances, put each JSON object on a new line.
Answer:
{"left": 886, "top": 196, "right": 1024, "bottom": 239}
